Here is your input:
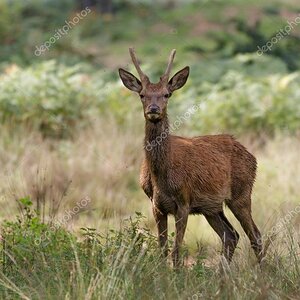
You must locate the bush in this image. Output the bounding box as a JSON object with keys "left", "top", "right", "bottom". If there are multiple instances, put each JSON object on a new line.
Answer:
{"left": 0, "top": 55, "right": 299, "bottom": 138}
{"left": 184, "top": 70, "right": 300, "bottom": 136}
{"left": 0, "top": 61, "right": 99, "bottom": 137}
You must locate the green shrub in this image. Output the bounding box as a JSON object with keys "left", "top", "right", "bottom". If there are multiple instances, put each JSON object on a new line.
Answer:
{"left": 0, "top": 61, "right": 98, "bottom": 137}
{"left": 186, "top": 67, "right": 300, "bottom": 136}
{"left": 0, "top": 54, "right": 299, "bottom": 138}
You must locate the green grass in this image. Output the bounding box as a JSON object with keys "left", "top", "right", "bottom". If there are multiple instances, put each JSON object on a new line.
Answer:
{"left": 0, "top": 200, "right": 299, "bottom": 299}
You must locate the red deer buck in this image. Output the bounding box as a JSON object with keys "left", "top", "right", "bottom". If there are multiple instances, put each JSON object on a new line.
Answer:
{"left": 119, "top": 48, "right": 263, "bottom": 267}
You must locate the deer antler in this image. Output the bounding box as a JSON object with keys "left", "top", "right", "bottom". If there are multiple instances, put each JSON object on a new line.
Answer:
{"left": 161, "top": 49, "right": 176, "bottom": 83}
{"left": 129, "top": 48, "right": 149, "bottom": 83}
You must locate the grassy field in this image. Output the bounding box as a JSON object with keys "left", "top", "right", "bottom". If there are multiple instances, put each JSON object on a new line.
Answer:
{"left": 0, "top": 0, "right": 300, "bottom": 299}
{"left": 0, "top": 121, "right": 299, "bottom": 299}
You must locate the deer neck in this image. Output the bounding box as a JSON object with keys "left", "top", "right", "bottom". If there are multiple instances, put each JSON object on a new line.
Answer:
{"left": 144, "top": 116, "right": 170, "bottom": 174}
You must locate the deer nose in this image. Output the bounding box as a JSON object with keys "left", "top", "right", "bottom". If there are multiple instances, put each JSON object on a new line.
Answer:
{"left": 148, "top": 104, "right": 160, "bottom": 114}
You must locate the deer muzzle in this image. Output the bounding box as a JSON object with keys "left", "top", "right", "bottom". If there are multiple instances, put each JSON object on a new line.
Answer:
{"left": 146, "top": 104, "right": 161, "bottom": 121}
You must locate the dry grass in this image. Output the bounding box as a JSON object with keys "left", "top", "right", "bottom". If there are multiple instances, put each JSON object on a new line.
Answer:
{"left": 0, "top": 117, "right": 299, "bottom": 299}
{"left": 0, "top": 117, "right": 299, "bottom": 259}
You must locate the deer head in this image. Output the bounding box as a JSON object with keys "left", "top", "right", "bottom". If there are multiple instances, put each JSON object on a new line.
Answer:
{"left": 119, "top": 48, "right": 189, "bottom": 123}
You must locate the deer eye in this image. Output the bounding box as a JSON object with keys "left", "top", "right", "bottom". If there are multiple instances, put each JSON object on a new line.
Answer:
{"left": 164, "top": 93, "right": 171, "bottom": 98}
{"left": 140, "top": 94, "right": 145, "bottom": 100}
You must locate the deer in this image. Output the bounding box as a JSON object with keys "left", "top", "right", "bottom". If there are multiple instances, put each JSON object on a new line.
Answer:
{"left": 118, "top": 48, "right": 263, "bottom": 268}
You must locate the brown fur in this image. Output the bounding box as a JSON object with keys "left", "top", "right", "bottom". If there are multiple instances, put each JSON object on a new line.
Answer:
{"left": 119, "top": 49, "right": 263, "bottom": 267}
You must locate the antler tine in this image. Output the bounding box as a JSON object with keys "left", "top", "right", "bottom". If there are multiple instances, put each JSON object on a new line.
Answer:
{"left": 129, "top": 47, "right": 148, "bottom": 82}
{"left": 162, "top": 49, "right": 176, "bottom": 81}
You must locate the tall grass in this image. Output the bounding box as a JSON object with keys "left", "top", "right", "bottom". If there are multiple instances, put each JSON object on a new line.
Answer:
{"left": 0, "top": 200, "right": 299, "bottom": 299}
{"left": 0, "top": 115, "right": 299, "bottom": 240}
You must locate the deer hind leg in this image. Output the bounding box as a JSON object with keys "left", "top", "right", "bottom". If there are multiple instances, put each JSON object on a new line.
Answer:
{"left": 228, "top": 201, "right": 263, "bottom": 264}
{"left": 205, "top": 211, "right": 239, "bottom": 263}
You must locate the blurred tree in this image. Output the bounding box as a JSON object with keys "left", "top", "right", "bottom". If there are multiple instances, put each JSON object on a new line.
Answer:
{"left": 99, "top": 0, "right": 113, "bottom": 13}
{"left": 77, "top": 0, "right": 113, "bottom": 13}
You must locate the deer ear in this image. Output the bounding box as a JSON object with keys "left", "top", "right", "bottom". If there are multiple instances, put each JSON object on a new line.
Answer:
{"left": 118, "top": 68, "right": 142, "bottom": 93}
{"left": 168, "top": 66, "right": 189, "bottom": 92}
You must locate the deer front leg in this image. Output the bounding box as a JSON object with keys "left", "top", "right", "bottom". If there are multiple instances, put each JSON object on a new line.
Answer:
{"left": 152, "top": 204, "right": 168, "bottom": 257}
{"left": 172, "top": 206, "right": 189, "bottom": 268}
